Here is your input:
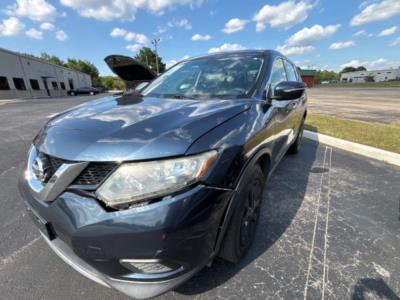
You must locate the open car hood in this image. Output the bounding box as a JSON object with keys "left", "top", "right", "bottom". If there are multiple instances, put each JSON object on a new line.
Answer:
{"left": 104, "top": 55, "right": 157, "bottom": 89}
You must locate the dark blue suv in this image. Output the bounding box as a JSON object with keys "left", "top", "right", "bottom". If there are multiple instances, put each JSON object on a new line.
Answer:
{"left": 19, "top": 50, "right": 307, "bottom": 299}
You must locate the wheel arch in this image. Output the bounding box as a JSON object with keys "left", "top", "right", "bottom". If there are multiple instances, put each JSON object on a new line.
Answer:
{"left": 213, "top": 147, "right": 272, "bottom": 254}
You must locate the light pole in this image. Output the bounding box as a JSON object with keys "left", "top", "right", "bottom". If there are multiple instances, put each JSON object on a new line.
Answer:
{"left": 152, "top": 38, "right": 160, "bottom": 74}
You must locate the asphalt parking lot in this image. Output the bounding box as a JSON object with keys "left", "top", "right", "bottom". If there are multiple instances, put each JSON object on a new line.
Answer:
{"left": 308, "top": 87, "right": 400, "bottom": 124}
{"left": 1, "top": 95, "right": 400, "bottom": 299}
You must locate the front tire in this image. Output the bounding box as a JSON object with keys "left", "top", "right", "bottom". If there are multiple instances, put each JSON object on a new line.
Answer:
{"left": 218, "top": 165, "right": 265, "bottom": 263}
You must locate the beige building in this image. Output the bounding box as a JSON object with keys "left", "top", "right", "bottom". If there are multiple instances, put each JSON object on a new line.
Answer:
{"left": 0, "top": 47, "right": 92, "bottom": 100}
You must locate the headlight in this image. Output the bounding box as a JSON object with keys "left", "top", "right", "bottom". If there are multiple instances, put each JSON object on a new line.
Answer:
{"left": 96, "top": 150, "right": 217, "bottom": 207}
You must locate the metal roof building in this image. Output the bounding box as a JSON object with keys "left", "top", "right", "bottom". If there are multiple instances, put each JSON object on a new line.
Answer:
{"left": 340, "top": 68, "right": 400, "bottom": 83}
{"left": 0, "top": 47, "right": 92, "bottom": 100}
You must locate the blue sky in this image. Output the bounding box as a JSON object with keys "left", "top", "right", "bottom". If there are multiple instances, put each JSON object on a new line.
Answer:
{"left": 0, "top": 0, "right": 399, "bottom": 75}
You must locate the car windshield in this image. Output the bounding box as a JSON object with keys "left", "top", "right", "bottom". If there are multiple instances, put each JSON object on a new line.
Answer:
{"left": 141, "top": 55, "right": 265, "bottom": 99}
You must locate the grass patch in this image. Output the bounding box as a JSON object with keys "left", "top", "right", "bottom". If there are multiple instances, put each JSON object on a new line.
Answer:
{"left": 305, "top": 113, "right": 400, "bottom": 153}
{"left": 315, "top": 81, "right": 400, "bottom": 88}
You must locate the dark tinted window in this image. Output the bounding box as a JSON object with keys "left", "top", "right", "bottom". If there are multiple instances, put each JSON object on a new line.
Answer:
{"left": 0, "top": 76, "right": 10, "bottom": 90}
{"left": 30, "top": 79, "right": 40, "bottom": 90}
{"left": 60, "top": 82, "right": 66, "bottom": 90}
{"left": 13, "top": 78, "right": 26, "bottom": 90}
{"left": 270, "top": 58, "right": 287, "bottom": 88}
{"left": 51, "top": 81, "right": 59, "bottom": 90}
{"left": 68, "top": 79, "right": 74, "bottom": 90}
{"left": 284, "top": 60, "right": 299, "bottom": 81}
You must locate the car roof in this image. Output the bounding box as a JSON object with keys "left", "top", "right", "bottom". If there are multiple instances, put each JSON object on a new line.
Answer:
{"left": 185, "top": 49, "right": 282, "bottom": 61}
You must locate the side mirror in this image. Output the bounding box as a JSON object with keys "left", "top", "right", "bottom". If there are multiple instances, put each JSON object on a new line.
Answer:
{"left": 272, "top": 81, "right": 306, "bottom": 100}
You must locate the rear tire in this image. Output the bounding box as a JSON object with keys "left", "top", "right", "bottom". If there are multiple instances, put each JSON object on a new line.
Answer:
{"left": 288, "top": 118, "right": 304, "bottom": 154}
{"left": 218, "top": 165, "right": 265, "bottom": 263}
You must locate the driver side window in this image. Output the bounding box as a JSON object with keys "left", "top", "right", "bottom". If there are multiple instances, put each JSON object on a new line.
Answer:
{"left": 270, "top": 58, "right": 287, "bottom": 89}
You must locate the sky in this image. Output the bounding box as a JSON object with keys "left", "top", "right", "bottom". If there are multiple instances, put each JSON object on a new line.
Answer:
{"left": 0, "top": 0, "right": 399, "bottom": 75}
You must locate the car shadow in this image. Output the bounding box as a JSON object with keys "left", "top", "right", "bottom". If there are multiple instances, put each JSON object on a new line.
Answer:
{"left": 175, "top": 140, "right": 320, "bottom": 295}
{"left": 352, "top": 278, "right": 399, "bottom": 300}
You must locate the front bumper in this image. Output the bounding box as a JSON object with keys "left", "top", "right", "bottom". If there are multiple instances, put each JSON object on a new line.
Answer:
{"left": 19, "top": 177, "right": 233, "bottom": 299}
{"left": 40, "top": 231, "right": 201, "bottom": 299}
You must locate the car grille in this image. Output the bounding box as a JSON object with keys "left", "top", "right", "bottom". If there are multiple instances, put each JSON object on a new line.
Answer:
{"left": 46, "top": 155, "right": 116, "bottom": 187}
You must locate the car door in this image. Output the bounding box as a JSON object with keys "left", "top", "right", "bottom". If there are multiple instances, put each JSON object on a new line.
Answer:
{"left": 268, "top": 57, "right": 295, "bottom": 162}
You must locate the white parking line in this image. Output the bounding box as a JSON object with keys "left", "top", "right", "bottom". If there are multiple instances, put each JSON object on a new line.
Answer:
{"left": 0, "top": 236, "right": 41, "bottom": 269}
{"left": 322, "top": 149, "right": 332, "bottom": 299}
{"left": 304, "top": 146, "right": 333, "bottom": 299}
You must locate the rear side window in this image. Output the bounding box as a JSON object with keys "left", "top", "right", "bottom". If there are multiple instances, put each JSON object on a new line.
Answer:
{"left": 284, "top": 60, "right": 299, "bottom": 81}
{"left": 0, "top": 76, "right": 10, "bottom": 90}
{"left": 13, "top": 78, "right": 26, "bottom": 90}
{"left": 30, "top": 79, "right": 40, "bottom": 90}
{"left": 270, "top": 58, "right": 287, "bottom": 88}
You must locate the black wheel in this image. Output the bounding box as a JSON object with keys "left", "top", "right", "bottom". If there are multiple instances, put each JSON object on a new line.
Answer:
{"left": 288, "top": 118, "right": 305, "bottom": 154}
{"left": 218, "top": 165, "right": 265, "bottom": 263}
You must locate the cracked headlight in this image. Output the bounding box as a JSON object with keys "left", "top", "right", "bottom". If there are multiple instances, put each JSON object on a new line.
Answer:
{"left": 96, "top": 151, "right": 217, "bottom": 207}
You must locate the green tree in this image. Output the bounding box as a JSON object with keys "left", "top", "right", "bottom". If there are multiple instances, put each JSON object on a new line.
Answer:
{"left": 134, "top": 47, "right": 166, "bottom": 73}
{"left": 66, "top": 58, "right": 100, "bottom": 86}
{"left": 100, "top": 76, "right": 124, "bottom": 90}
{"left": 314, "top": 70, "right": 340, "bottom": 84}
{"left": 40, "top": 53, "right": 65, "bottom": 66}
{"left": 340, "top": 66, "right": 367, "bottom": 73}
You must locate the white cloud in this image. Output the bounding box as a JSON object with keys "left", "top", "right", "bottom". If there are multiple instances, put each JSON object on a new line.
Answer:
{"left": 168, "top": 18, "right": 192, "bottom": 30}
{"left": 56, "top": 30, "right": 68, "bottom": 41}
{"left": 329, "top": 40, "right": 355, "bottom": 50}
{"left": 389, "top": 37, "right": 400, "bottom": 46}
{"left": 222, "top": 18, "right": 247, "bottom": 34}
{"left": 253, "top": 0, "right": 314, "bottom": 31}
{"left": 378, "top": 26, "right": 398, "bottom": 37}
{"left": 110, "top": 28, "right": 149, "bottom": 45}
{"left": 126, "top": 44, "right": 141, "bottom": 52}
{"left": 208, "top": 43, "right": 246, "bottom": 53}
{"left": 287, "top": 24, "right": 341, "bottom": 46}
{"left": 110, "top": 27, "right": 127, "bottom": 37}
{"left": 354, "top": 29, "right": 367, "bottom": 36}
{"left": 191, "top": 33, "right": 211, "bottom": 41}
{"left": 60, "top": 0, "right": 202, "bottom": 21}
{"left": 340, "top": 58, "right": 398, "bottom": 70}
{"left": 7, "top": 0, "right": 57, "bottom": 22}
{"left": 40, "top": 22, "right": 55, "bottom": 31}
{"left": 25, "top": 28, "right": 43, "bottom": 39}
{"left": 276, "top": 45, "right": 314, "bottom": 56}
{"left": 0, "top": 17, "right": 25, "bottom": 37}
{"left": 351, "top": 0, "right": 400, "bottom": 26}
{"left": 125, "top": 32, "right": 149, "bottom": 44}
{"left": 182, "top": 55, "right": 190, "bottom": 60}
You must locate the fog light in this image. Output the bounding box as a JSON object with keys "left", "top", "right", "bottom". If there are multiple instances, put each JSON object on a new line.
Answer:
{"left": 120, "top": 259, "right": 179, "bottom": 274}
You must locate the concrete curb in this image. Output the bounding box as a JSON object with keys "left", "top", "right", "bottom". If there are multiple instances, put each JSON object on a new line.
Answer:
{"left": 303, "top": 130, "right": 400, "bottom": 167}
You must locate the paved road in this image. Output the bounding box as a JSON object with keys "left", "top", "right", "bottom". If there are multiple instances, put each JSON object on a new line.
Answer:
{"left": 308, "top": 87, "right": 400, "bottom": 124}
{"left": 1, "top": 96, "right": 400, "bottom": 299}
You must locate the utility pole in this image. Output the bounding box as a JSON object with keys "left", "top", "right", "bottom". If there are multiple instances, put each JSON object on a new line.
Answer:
{"left": 152, "top": 38, "right": 160, "bottom": 74}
